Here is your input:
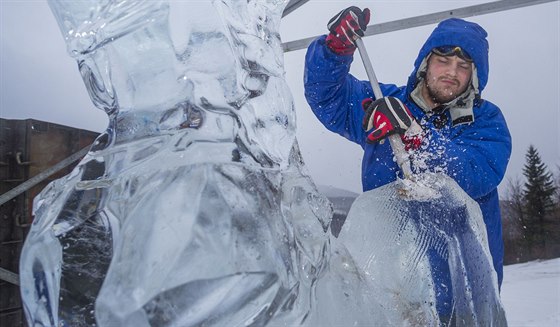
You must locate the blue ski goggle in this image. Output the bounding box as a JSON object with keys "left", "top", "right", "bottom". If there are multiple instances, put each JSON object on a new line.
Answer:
{"left": 432, "top": 46, "right": 473, "bottom": 63}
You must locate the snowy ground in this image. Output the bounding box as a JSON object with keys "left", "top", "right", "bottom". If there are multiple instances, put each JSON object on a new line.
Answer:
{"left": 501, "top": 258, "right": 560, "bottom": 326}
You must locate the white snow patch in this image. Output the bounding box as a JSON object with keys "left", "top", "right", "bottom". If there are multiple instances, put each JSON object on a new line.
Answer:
{"left": 502, "top": 258, "right": 560, "bottom": 327}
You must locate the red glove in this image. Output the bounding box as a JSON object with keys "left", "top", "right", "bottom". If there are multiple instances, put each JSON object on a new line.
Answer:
{"left": 402, "top": 133, "right": 423, "bottom": 152}
{"left": 362, "top": 97, "right": 421, "bottom": 145}
{"left": 326, "top": 6, "right": 370, "bottom": 55}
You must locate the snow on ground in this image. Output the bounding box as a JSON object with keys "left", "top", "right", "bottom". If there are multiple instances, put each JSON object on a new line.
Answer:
{"left": 501, "top": 258, "right": 560, "bottom": 327}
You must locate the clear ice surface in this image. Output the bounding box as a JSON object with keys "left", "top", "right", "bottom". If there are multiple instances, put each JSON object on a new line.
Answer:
{"left": 20, "top": 1, "right": 505, "bottom": 326}
{"left": 338, "top": 173, "right": 507, "bottom": 325}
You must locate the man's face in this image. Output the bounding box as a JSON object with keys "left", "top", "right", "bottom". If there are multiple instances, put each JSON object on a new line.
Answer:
{"left": 423, "top": 53, "right": 473, "bottom": 105}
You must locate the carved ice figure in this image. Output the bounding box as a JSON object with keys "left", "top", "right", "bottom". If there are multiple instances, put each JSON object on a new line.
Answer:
{"left": 19, "top": 1, "right": 359, "bottom": 325}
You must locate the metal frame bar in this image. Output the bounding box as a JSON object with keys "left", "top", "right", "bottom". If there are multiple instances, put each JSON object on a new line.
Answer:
{"left": 282, "top": 0, "right": 310, "bottom": 17}
{"left": 282, "top": 0, "right": 559, "bottom": 52}
{"left": 0, "top": 146, "right": 91, "bottom": 206}
{"left": 0, "top": 267, "right": 19, "bottom": 286}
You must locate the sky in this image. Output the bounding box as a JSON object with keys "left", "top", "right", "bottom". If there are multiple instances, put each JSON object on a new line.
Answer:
{"left": 1, "top": 0, "right": 559, "bottom": 195}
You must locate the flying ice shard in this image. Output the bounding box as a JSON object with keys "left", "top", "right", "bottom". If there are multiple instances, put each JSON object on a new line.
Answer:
{"left": 19, "top": 1, "right": 505, "bottom": 326}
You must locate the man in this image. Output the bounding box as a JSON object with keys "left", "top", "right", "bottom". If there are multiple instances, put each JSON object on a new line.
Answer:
{"left": 304, "top": 6, "right": 511, "bottom": 320}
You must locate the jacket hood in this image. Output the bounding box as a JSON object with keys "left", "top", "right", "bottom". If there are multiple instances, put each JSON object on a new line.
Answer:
{"left": 406, "top": 18, "right": 489, "bottom": 95}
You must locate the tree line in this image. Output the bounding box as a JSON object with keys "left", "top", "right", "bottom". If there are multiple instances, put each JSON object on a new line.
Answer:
{"left": 501, "top": 145, "right": 559, "bottom": 264}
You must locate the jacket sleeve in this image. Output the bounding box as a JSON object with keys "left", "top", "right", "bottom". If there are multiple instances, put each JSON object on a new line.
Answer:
{"left": 304, "top": 35, "right": 400, "bottom": 147}
{"left": 424, "top": 101, "right": 512, "bottom": 200}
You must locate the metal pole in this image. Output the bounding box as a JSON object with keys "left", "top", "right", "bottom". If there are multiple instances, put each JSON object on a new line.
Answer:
{"left": 282, "top": 0, "right": 559, "bottom": 52}
{"left": 282, "top": 0, "right": 310, "bottom": 17}
{"left": 355, "top": 38, "right": 413, "bottom": 179}
{"left": 355, "top": 39, "right": 383, "bottom": 99}
{"left": 0, "top": 145, "right": 91, "bottom": 207}
{"left": 0, "top": 267, "right": 19, "bottom": 286}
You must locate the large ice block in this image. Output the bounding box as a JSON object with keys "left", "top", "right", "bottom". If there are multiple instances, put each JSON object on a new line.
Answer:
{"left": 338, "top": 173, "right": 507, "bottom": 326}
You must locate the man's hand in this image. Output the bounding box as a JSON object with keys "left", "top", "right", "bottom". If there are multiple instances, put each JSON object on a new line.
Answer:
{"left": 326, "top": 6, "right": 370, "bottom": 55}
{"left": 362, "top": 97, "right": 420, "bottom": 145}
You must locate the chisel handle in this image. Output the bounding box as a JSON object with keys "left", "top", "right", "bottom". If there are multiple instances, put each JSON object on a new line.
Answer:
{"left": 355, "top": 38, "right": 413, "bottom": 179}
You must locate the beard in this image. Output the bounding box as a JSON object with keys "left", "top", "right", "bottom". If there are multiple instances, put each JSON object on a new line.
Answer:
{"left": 424, "top": 77, "right": 469, "bottom": 105}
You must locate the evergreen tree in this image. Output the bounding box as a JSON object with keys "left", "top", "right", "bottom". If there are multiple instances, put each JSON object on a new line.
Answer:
{"left": 555, "top": 165, "right": 560, "bottom": 210}
{"left": 522, "top": 145, "right": 556, "bottom": 251}
{"left": 522, "top": 145, "right": 556, "bottom": 219}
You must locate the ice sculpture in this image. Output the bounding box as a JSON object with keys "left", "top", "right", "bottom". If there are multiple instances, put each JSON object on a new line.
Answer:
{"left": 19, "top": 1, "right": 381, "bottom": 326}
{"left": 19, "top": 0, "right": 505, "bottom": 326}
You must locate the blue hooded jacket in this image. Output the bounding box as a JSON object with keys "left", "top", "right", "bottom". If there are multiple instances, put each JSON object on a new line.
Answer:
{"left": 304, "top": 18, "right": 512, "bottom": 286}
